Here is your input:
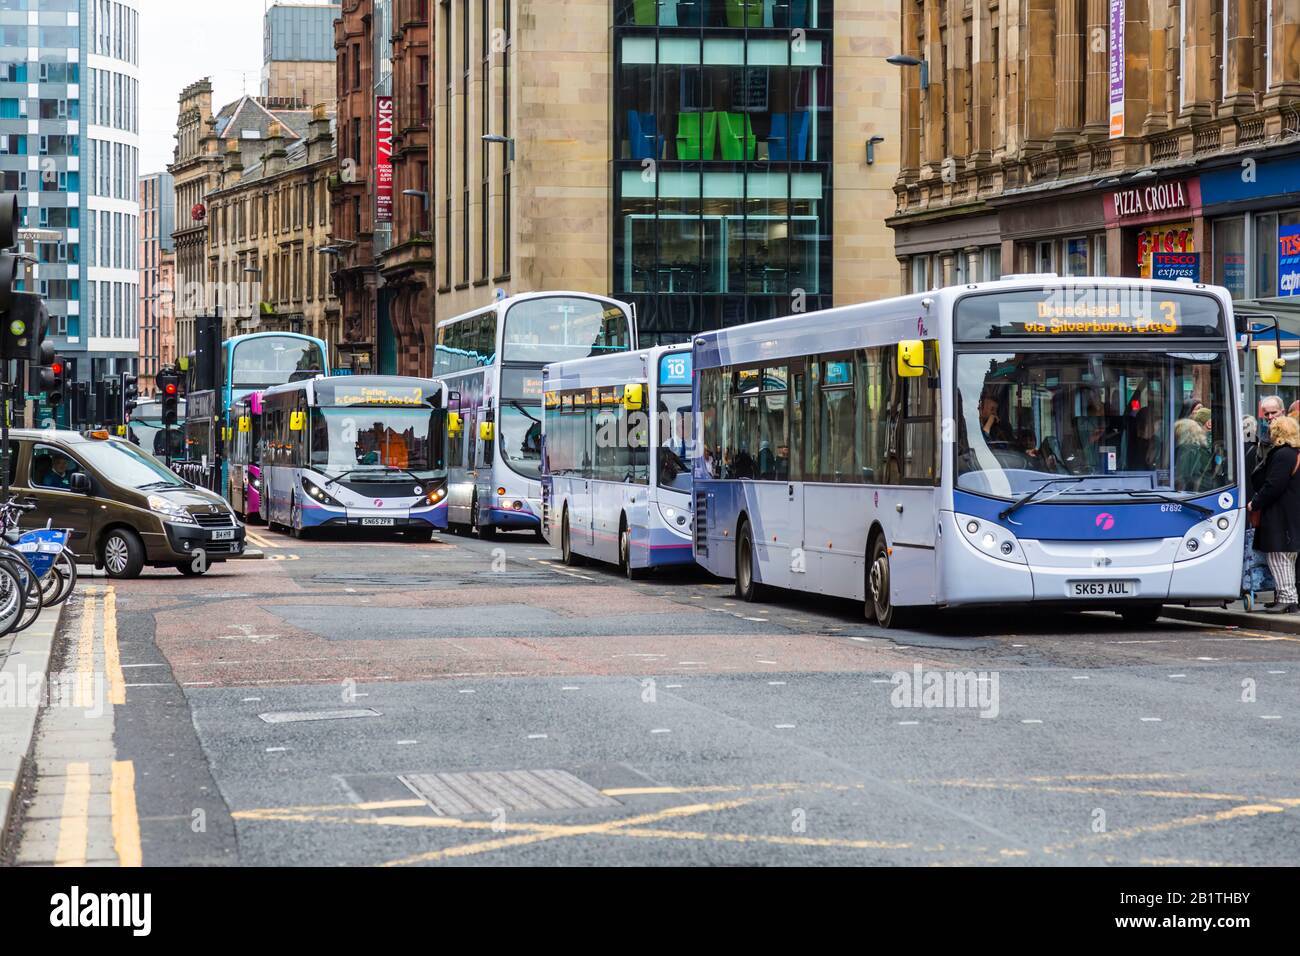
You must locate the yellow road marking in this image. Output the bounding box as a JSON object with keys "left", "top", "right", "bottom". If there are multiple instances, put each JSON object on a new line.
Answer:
{"left": 73, "top": 595, "right": 96, "bottom": 709}
{"left": 923, "top": 780, "right": 1254, "bottom": 802}
{"left": 110, "top": 760, "right": 142, "bottom": 867}
{"left": 53, "top": 762, "right": 90, "bottom": 867}
{"left": 103, "top": 588, "right": 124, "bottom": 705}
{"left": 1044, "top": 802, "right": 1291, "bottom": 854}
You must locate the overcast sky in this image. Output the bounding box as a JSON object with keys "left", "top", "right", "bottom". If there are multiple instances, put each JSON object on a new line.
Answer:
{"left": 139, "top": 0, "right": 270, "bottom": 175}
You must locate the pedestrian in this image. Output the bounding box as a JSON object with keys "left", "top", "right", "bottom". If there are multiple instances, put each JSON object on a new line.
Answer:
{"left": 1248, "top": 415, "right": 1300, "bottom": 614}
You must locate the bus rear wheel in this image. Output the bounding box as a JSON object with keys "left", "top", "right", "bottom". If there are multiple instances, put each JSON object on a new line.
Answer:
{"left": 561, "top": 511, "right": 584, "bottom": 567}
{"left": 735, "top": 521, "right": 767, "bottom": 603}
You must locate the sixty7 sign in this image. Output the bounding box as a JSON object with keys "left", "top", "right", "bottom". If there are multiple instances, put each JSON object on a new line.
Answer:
{"left": 376, "top": 96, "right": 394, "bottom": 223}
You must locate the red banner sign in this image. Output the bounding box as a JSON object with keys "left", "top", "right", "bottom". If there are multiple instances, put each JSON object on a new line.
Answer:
{"left": 375, "top": 96, "right": 394, "bottom": 223}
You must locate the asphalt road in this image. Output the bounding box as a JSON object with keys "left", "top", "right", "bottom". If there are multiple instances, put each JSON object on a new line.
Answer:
{"left": 12, "top": 524, "right": 1299, "bottom": 866}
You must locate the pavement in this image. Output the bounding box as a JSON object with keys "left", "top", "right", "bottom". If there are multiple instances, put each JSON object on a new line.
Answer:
{"left": 2, "top": 527, "right": 1296, "bottom": 866}
{"left": 1160, "top": 600, "right": 1300, "bottom": 634}
{"left": 0, "top": 598, "right": 65, "bottom": 861}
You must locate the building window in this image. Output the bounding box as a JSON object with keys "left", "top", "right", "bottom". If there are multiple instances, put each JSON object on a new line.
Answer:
{"left": 1213, "top": 217, "right": 1247, "bottom": 299}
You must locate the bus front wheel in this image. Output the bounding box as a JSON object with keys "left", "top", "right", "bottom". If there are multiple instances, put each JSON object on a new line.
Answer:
{"left": 868, "top": 536, "right": 909, "bottom": 629}
{"left": 473, "top": 496, "right": 496, "bottom": 541}
{"left": 735, "top": 521, "right": 767, "bottom": 603}
{"left": 620, "top": 521, "right": 648, "bottom": 581}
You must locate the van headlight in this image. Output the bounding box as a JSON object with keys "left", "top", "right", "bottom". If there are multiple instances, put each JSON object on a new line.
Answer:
{"left": 956, "top": 513, "right": 1025, "bottom": 564}
{"left": 148, "top": 494, "right": 196, "bottom": 524}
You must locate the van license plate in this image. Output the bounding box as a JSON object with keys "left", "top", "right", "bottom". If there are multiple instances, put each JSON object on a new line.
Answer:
{"left": 210, "top": 529, "right": 235, "bottom": 541}
{"left": 362, "top": 518, "right": 394, "bottom": 527}
{"left": 1071, "top": 580, "right": 1136, "bottom": 598}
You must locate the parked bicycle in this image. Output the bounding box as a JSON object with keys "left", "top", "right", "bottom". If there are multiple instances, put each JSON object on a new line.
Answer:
{"left": 0, "top": 495, "right": 76, "bottom": 637}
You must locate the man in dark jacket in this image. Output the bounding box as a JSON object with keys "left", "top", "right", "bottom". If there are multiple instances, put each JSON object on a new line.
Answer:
{"left": 1248, "top": 415, "right": 1300, "bottom": 614}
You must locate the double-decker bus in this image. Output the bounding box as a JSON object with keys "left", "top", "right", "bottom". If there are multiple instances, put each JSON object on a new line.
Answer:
{"left": 692, "top": 276, "right": 1253, "bottom": 627}
{"left": 229, "top": 391, "right": 265, "bottom": 523}
{"left": 126, "top": 397, "right": 187, "bottom": 462}
{"left": 259, "top": 375, "right": 450, "bottom": 539}
{"left": 432, "top": 292, "right": 636, "bottom": 539}
{"left": 541, "top": 345, "right": 695, "bottom": 576}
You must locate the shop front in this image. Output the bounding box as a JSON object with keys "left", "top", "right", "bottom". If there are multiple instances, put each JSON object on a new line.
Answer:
{"left": 1101, "top": 176, "right": 1203, "bottom": 281}
{"left": 890, "top": 211, "right": 1002, "bottom": 293}
{"left": 993, "top": 188, "right": 1108, "bottom": 279}
{"left": 1200, "top": 149, "right": 1300, "bottom": 411}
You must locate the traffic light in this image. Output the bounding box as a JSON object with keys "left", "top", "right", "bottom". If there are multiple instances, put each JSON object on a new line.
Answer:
{"left": 47, "top": 355, "right": 65, "bottom": 407}
{"left": 121, "top": 371, "right": 138, "bottom": 420}
{"left": 158, "top": 367, "right": 180, "bottom": 426}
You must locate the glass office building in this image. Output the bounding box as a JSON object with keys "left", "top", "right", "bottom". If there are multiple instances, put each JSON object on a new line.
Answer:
{"left": 0, "top": 0, "right": 139, "bottom": 385}
{"left": 612, "top": 0, "right": 834, "bottom": 344}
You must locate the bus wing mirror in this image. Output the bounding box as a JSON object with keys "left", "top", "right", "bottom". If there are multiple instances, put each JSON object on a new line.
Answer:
{"left": 1257, "top": 343, "right": 1286, "bottom": 385}
{"left": 623, "top": 383, "right": 645, "bottom": 411}
{"left": 289, "top": 411, "right": 305, "bottom": 431}
{"left": 238, "top": 415, "right": 251, "bottom": 433}
{"left": 447, "top": 412, "right": 463, "bottom": 437}
{"left": 897, "top": 340, "right": 925, "bottom": 378}
{"left": 480, "top": 421, "right": 495, "bottom": 442}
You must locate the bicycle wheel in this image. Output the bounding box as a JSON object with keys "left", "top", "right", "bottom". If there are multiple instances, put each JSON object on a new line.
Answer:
{"left": 0, "top": 552, "right": 39, "bottom": 613}
{"left": 0, "top": 562, "right": 27, "bottom": 637}
{"left": 12, "top": 586, "right": 42, "bottom": 633}
{"left": 51, "top": 548, "right": 77, "bottom": 605}
{"left": 38, "top": 565, "right": 63, "bottom": 607}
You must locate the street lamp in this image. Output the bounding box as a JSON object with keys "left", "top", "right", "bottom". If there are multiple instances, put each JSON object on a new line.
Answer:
{"left": 886, "top": 53, "right": 929, "bottom": 92}
{"left": 482, "top": 134, "right": 516, "bottom": 162}
{"left": 866, "top": 135, "right": 885, "bottom": 166}
{"left": 402, "top": 188, "right": 431, "bottom": 210}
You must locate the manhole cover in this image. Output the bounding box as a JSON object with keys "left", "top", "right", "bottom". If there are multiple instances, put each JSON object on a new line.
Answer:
{"left": 399, "top": 769, "right": 621, "bottom": 816}
{"left": 258, "top": 708, "right": 381, "bottom": 724}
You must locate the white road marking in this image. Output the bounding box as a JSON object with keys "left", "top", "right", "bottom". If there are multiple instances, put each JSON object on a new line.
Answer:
{"left": 121, "top": 663, "right": 166, "bottom": 668}
{"left": 458, "top": 689, "right": 476, "bottom": 694}
{"left": 397, "top": 740, "right": 418, "bottom": 745}
{"left": 265, "top": 747, "right": 288, "bottom": 753}
{"left": 1021, "top": 719, "right": 1043, "bottom": 724}
{"left": 650, "top": 728, "right": 671, "bottom": 734}
{"left": 242, "top": 697, "right": 261, "bottom": 702}
{"left": 897, "top": 720, "right": 919, "bottom": 726}
{"left": 767, "top": 681, "right": 786, "bottom": 686}
{"left": 1169, "top": 674, "right": 1186, "bottom": 679}
{"left": 527, "top": 734, "right": 549, "bottom": 740}
{"left": 1140, "top": 717, "right": 1163, "bottom": 722}
{"left": 757, "top": 659, "right": 778, "bottom": 665}
{"left": 1268, "top": 670, "right": 1287, "bottom": 675}
{"left": 665, "top": 684, "right": 683, "bottom": 689}
{"left": 1071, "top": 675, "right": 1089, "bottom": 680}
{"left": 561, "top": 686, "right": 580, "bottom": 691}
{"left": 774, "top": 724, "right": 796, "bottom": 729}
{"left": 1260, "top": 715, "right": 1282, "bottom": 720}
{"left": 1195, "top": 657, "right": 1219, "bottom": 661}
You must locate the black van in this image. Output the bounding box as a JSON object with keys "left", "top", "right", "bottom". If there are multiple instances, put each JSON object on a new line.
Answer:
{"left": 6, "top": 429, "right": 246, "bottom": 579}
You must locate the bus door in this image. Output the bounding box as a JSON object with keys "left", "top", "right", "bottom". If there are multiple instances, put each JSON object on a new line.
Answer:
{"left": 475, "top": 404, "right": 493, "bottom": 510}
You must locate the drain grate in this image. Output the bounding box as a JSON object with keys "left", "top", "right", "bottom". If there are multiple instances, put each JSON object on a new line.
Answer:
{"left": 398, "top": 769, "right": 620, "bottom": 816}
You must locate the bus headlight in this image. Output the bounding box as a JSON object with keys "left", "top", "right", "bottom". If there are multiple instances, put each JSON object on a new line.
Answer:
{"left": 1177, "top": 512, "right": 1237, "bottom": 562}
{"left": 956, "top": 513, "right": 1025, "bottom": 565}
{"left": 301, "top": 477, "right": 344, "bottom": 508}
{"left": 425, "top": 486, "right": 447, "bottom": 506}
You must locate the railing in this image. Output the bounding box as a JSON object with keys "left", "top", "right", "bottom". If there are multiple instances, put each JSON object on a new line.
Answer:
{"left": 1149, "top": 134, "right": 1180, "bottom": 162}
{"left": 171, "top": 461, "right": 220, "bottom": 493}
{"left": 1192, "top": 124, "right": 1221, "bottom": 154}
{"left": 1236, "top": 115, "right": 1266, "bottom": 145}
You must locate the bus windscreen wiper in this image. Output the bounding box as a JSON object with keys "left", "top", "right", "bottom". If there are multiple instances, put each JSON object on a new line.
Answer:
{"left": 998, "top": 477, "right": 1086, "bottom": 521}
{"left": 1108, "top": 490, "right": 1214, "bottom": 517}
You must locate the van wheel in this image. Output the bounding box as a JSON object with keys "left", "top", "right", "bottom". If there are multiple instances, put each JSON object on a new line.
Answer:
{"left": 868, "top": 536, "right": 909, "bottom": 629}
{"left": 735, "top": 521, "right": 767, "bottom": 602}
{"left": 101, "top": 528, "right": 145, "bottom": 580}
{"left": 620, "top": 521, "right": 647, "bottom": 580}
{"left": 561, "top": 510, "right": 584, "bottom": 566}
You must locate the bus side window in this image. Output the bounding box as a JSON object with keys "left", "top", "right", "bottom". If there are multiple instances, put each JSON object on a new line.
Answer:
{"left": 789, "top": 370, "right": 804, "bottom": 483}
{"left": 804, "top": 360, "right": 820, "bottom": 481}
